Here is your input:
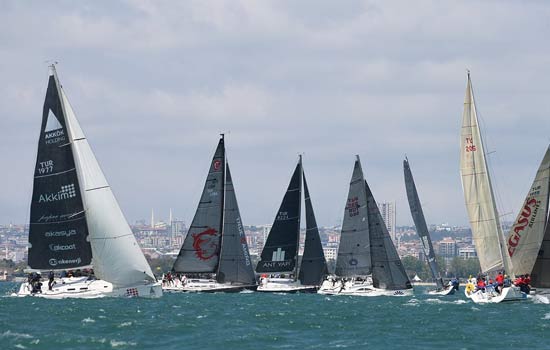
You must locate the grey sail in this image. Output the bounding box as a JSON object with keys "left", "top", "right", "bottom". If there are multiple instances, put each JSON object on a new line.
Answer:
{"left": 217, "top": 164, "right": 256, "bottom": 286}
{"left": 335, "top": 156, "right": 371, "bottom": 277}
{"left": 366, "top": 180, "right": 412, "bottom": 290}
{"left": 298, "top": 171, "right": 328, "bottom": 286}
{"left": 256, "top": 159, "right": 302, "bottom": 274}
{"left": 28, "top": 71, "right": 92, "bottom": 270}
{"left": 403, "top": 158, "right": 444, "bottom": 289}
{"left": 531, "top": 214, "right": 550, "bottom": 288}
{"left": 173, "top": 139, "right": 225, "bottom": 273}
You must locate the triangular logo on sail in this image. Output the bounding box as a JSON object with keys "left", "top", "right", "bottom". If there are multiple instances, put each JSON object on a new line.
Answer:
{"left": 45, "top": 109, "right": 63, "bottom": 132}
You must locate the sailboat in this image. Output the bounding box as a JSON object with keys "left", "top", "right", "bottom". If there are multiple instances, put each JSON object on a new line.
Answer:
{"left": 256, "top": 156, "right": 328, "bottom": 292}
{"left": 15, "top": 66, "right": 162, "bottom": 298}
{"left": 507, "top": 147, "right": 550, "bottom": 293}
{"left": 165, "top": 135, "right": 256, "bottom": 292}
{"left": 460, "top": 72, "right": 526, "bottom": 303}
{"left": 403, "top": 158, "right": 455, "bottom": 296}
{"left": 318, "top": 156, "right": 413, "bottom": 296}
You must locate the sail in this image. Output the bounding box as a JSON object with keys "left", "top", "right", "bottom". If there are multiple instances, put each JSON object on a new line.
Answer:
{"left": 256, "top": 159, "right": 302, "bottom": 273}
{"left": 217, "top": 164, "right": 256, "bottom": 285}
{"left": 28, "top": 70, "right": 92, "bottom": 270}
{"left": 60, "top": 79, "right": 156, "bottom": 287}
{"left": 366, "top": 181, "right": 412, "bottom": 290}
{"left": 507, "top": 147, "right": 550, "bottom": 276}
{"left": 403, "top": 158, "right": 444, "bottom": 289}
{"left": 460, "top": 73, "right": 509, "bottom": 274}
{"left": 173, "top": 139, "right": 225, "bottom": 273}
{"left": 335, "top": 156, "right": 372, "bottom": 277}
{"left": 298, "top": 171, "right": 328, "bottom": 285}
{"left": 531, "top": 214, "right": 550, "bottom": 288}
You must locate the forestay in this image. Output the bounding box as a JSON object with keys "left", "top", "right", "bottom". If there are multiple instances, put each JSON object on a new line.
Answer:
{"left": 335, "top": 156, "right": 371, "bottom": 277}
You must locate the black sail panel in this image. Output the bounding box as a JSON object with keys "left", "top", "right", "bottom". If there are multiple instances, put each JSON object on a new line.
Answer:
{"left": 217, "top": 164, "right": 256, "bottom": 285}
{"left": 366, "top": 180, "right": 412, "bottom": 290}
{"left": 403, "top": 158, "right": 444, "bottom": 289}
{"left": 256, "top": 161, "right": 302, "bottom": 273}
{"left": 28, "top": 73, "right": 92, "bottom": 270}
{"left": 173, "top": 138, "right": 225, "bottom": 273}
{"left": 335, "top": 157, "right": 372, "bottom": 277}
{"left": 531, "top": 214, "right": 550, "bottom": 288}
{"left": 298, "top": 172, "right": 328, "bottom": 286}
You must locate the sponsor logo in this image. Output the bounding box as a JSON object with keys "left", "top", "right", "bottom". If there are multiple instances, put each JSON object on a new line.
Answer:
{"left": 45, "top": 229, "right": 77, "bottom": 238}
{"left": 213, "top": 159, "right": 222, "bottom": 171}
{"left": 48, "top": 257, "right": 82, "bottom": 267}
{"left": 260, "top": 260, "right": 292, "bottom": 269}
{"left": 126, "top": 288, "right": 139, "bottom": 297}
{"left": 44, "top": 110, "right": 66, "bottom": 144}
{"left": 192, "top": 228, "right": 219, "bottom": 260}
{"left": 44, "top": 129, "right": 66, "bottom": 145}
{"left": 272, "top": 247, "right": 286, "bottom": 262}
{"left": 276, "top": 211, "right": 289, "bottom": 221}
{"left": 49, "top": 243, "right": 76, "bottom": 252}
{"left": 346, "top": 197, "right": 360, "bottom": 217}
{"left": 38, "top": 160, "right": 54, "bottom": 175}
{"left": 508, "top": 197, "right": 540, "bottom": 256}
{"left": 394, "top": 290, "right": 405, "bottom": 296}
{"left": 349, "top": 258, "right": 358, "bottom": 266}
{"left": 37, "top": 212, "right": 82, "bottom": 223}
{"left": 38, "top": 184, "right": 77, "bottom": 203}
{"left": 420, "top": 236, "right": 434, "bottom": 261}
{"left": 236, "top": 217, "right": 251, "bottom": 266}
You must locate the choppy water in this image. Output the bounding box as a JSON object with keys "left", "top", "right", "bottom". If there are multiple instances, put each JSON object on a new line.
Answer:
{"left": 1, "top": 283, "right": 550, "bottom": 349}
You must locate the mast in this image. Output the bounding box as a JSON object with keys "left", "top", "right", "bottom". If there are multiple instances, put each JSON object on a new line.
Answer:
{"left": 295, "top": 155, "right": 303, "bottom": 280}
{"left": 216, "top": 133, "right": 226, "bottom": 276}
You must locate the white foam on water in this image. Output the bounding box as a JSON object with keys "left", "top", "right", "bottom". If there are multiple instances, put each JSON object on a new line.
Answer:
{"left": 533, "top": 295, "right": 550, "bottom": 304}
{"left": 98, "top": 315, "right": 107, "bottom": 319}
{"left": 240, "top": 289, "right": 254, "bottom": 294}
{"left": 81, "top": 317, "right": 95, "bottom": 323}
{"left": 0, "top": 331, "right": 33, "bottom": 339}
{"left": 542, "top": 313, "right": 550, "bottom": 320}
{"left": 471, "top": 306, "right": 480, "bottom": 311}
{"left": 454, "top": 300, "right": 468, "bottom": 304}
{"left": 196, "top": 315, "right": 207, "bottom": 319}
{"left": 118, "top": 321, "right": 132, "bottom": 328}
{"left": 110, "top": 340, "right": 137, "bottom": 348}
{"left": 14, "top": 344, "right": 26, "bottom": 349}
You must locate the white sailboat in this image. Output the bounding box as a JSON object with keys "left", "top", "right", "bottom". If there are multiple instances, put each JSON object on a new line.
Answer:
{"left": 460, "top": 72, "right": 525, "bottom": 303}
{"left": 15, "top": 66, "right": 162, "bottom": 299}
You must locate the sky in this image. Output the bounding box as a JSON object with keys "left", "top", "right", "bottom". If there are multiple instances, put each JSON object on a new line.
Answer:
{"left": 1, "top": 0, "right": 550, "bottom": 227}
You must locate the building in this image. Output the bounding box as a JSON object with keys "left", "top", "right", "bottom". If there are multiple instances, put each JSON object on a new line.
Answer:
{"left": 458, "top": 246, "right": 477, "bottom": 259}
{"left": 378, "top": 201, "right": 396, "bottom": 242}
{"left": 438, "top": 237, "right": 457, "bottom": 259}
{"left": 323, "top": 247, "right": 338, "bottom": 260}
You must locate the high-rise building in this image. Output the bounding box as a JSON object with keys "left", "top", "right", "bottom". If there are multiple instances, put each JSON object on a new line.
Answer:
{"left": 378, "top": 201, "right": 396, "bottom": 242}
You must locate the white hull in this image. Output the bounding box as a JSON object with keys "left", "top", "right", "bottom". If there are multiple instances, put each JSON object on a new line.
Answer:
{"left": 468, "top": 286, "right": 527, "bottom": 303}
{"left": 427, "top": 286, "right": 456, "bottom": 296}
{"left": 318, "top": 278, "right": 413, "bottom": 297}
{"left": 13, "top": 277, "right": 162, "bottom": 299}
{"left": 162, "top": 278, "right": 253, "bottom": 293}
{"left": 257, "top": 278, "right": 317, "bottom": 293}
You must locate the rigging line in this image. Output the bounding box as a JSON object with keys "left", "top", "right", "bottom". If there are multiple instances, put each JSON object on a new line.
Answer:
{"left": 85, "top": 185, "right": 110, "bottom": 192}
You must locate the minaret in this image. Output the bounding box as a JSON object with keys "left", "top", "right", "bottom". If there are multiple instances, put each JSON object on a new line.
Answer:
{"left": 151, "top": 208, "right": 155, "bottom": 229}
{"left": 169, "top": 208, "right": 173, "bottom": 226}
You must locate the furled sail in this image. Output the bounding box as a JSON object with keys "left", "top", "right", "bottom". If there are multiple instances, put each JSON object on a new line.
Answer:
{"left": 403, "top": 158, "right": 444, "bottom": 289}
{"left": 28, "top": 68, "right": 92, "bottom": 270}
{"left": 217, "top": 164, "right": 256, "bottom": 285}
{"left": 366, "top": 180, "right": 412, "bottom": 290}
{"left": 507, "top": 147, "right": 550, "bottom": 276}
{"left": 60, "top": 75, "right": 156, "bottom": 287}
{"left": 298, "top": 171, "right": 328, "bottom": 285}
{"left": 335, "top": 156, "right": 371, "bottom": 277}
{"left": 173, "top": 139, "right": 225, "bottom": 273}
{"left": 459, "top": 73, "right": 510, "bottom": 274}
{"left": 256, "top": 158, "right": 302, "bottom": 274}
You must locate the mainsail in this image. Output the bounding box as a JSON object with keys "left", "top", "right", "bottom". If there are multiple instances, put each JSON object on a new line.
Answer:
{"left": 298, "top": 171, "right": 328, "bottom": 285}
{"left": 59, "top": 69, "right": 156, "bottom": 287}
{"left": 531, "top": 215, "right": 550, "bottom": 288}
{"left": 460, "top": 72, "right": 511, "bottom": 275}
{"left": 507, "top": 147, "right": 550, "bottom": 277}
{"left": 335, "top": 156, "right": 371, "bottom": 277}
{"left": 256, "top": 158, "right": 302, "bottom": 274}
{"left": 366, "top": 180, "right": 412, "bottom": 290}
{"left": 217, "top": 164, "right": 256, "bottom": 285}
{"left": 28, "top": 69, "right": 92, "bottom": 270}
{"left": 173, "top": 139, "right": 225, "bottom": 273}
{"left": 403, "top": 158, "right": 444, "bottom": 289}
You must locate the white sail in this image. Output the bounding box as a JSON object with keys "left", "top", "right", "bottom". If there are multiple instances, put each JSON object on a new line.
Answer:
{"left": 460, "top": 73, "right": 511, "bottom": 274}
{"left": 507, "top": 147, "right": 550, "bottom": 276}
{"left": 59, "top": 81, "right": 156, "bottom": 287}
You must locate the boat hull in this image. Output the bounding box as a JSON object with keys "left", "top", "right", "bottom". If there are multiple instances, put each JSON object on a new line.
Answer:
{"left": 468, "top": 286, "right": 527, "bottom": 303}
{"left": 427, "top": 286, "right": 456, "bottom": 296}
{"left": 162, "top": 278, "right": 254, "bottom": 293}
{"left": 318, "top": 279, "right": 412, "bottom": 296}
{"left": 256, "top": 278, "right": 318, "bottom": 293}
{"left": 13, "top": 277, "right": 162, "bottom": 299}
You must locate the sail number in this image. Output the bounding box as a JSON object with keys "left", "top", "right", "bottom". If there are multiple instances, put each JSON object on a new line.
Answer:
{"left": 464, "top": 137, "right": 477, "bottom": 152}
{"left": 38, "top": 160, "right": 54, "bottom": 174}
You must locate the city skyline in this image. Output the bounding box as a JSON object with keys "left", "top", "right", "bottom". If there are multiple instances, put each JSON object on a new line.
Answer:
{"left": 1, "top": 2, "right": 550, "bottom": 227}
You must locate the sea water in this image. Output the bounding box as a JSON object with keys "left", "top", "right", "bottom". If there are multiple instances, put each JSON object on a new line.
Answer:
{"left": 1, "top": 282, "right": 549, "bottom": 349}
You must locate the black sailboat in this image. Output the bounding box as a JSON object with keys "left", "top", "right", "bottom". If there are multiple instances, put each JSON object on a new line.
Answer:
{"left": 167, "top": 135, "right": 256, "bottom": 292}
{"left": 403, "top": 158, "right": 455, "bottom": 295}
{"left": 256, "top": 156, "right": 328, "bottom": 292}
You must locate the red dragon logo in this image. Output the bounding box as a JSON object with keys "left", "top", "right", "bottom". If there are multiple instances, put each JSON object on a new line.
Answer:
{"left": 213, "top": 160, "right": 222, "bottom": 171}
{"left": 192, "top": 228, "right": 220, "bottom": 260}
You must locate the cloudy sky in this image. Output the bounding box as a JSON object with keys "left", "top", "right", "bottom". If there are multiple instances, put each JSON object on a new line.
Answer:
{"left": 1, "top": 0, "right": 549, "bottom": 228}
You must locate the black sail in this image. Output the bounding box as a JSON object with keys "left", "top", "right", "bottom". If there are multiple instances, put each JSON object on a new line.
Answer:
{"left": 217, "top": 164, "right": 256, "bottom": 285}
{"left": 335, "top": 157, "right": 372, "bottom": 277}
{"left": 403, "top": 158, "right": 444, "bottom": 289}
{"left": 256, "top": 159, "right": 302, "bottom": 274}
{"left": 531, "top": 214, "right": 550, "bottom": 288}
{"left": 365, "top": 180, "right": 412, "bottom": 290}
{"left": 173, "top": 138, "right": 225, "bottom": 273}
{"left": 298, "top": 171, "right": 328, "bottom": 285}
{"left": 28, "top": 72, "right": 92, "bottom": 270}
